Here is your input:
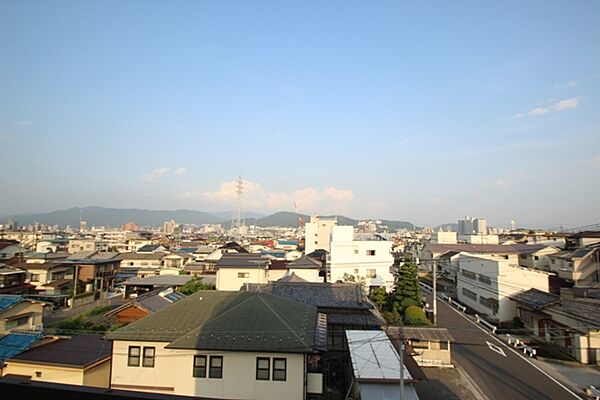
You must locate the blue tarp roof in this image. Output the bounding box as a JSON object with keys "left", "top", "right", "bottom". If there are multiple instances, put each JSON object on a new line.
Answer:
{"left": 0, "top": 295, "right": 22, "bottom": 312}
{"left": 0, "top": 332, "right": 42, "bottom": 362}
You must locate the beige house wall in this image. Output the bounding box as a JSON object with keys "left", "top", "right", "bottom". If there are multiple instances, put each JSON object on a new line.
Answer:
{"left": 216, "top": 268, "right": 268, "bottom": 291}
{"left": 111, "top": 340, "right": 309, "bottom": 399}
{"left": 0, "top": 301, "right": 44, "bottom": 334}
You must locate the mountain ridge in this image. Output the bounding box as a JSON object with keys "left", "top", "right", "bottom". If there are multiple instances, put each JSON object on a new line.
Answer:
{"left": 4, "top": 206, "right": 415, "bottom": 230}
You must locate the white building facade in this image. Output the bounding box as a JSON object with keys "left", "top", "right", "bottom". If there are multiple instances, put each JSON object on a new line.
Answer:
{"left": 304, "top": 216, "right": 337, "bottom": 255}
{"left": 457, "top": 252, "right": 551, "bottom": 322}
{"left": 329, "top": 226, "right": 394, "bottom": 291}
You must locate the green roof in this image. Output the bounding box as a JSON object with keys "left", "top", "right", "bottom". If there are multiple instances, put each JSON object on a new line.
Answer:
{"left": 106, "top": 290, "right": 320, "bottom": 353}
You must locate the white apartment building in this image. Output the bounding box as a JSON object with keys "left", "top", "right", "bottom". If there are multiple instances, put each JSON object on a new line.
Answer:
{"left": 457, "top": 252, "right": 551, "bottom": 322}
{"left": 431, "top": 231, "right": 457, "bottom": 244}
{"left": 458, "top": 234, "right": 499, "bottom": 245}
{"left": 304, "top": 216, "right": 337, "bottom": 255}
{"left": 458, "top": 216, "right": 487, "bottom": 235}
{"left": 68, "top": 239, "right": 109, "bottom": 254}
{"left": 329, "top": 226, "right": 394, "bottom": 291}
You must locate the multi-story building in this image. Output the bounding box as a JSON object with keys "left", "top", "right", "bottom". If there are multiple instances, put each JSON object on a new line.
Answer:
{"left": 329, "top": 226, "right": 394, "bottom": 291}
{"left": 67, "top": 239, "right": 109, "bottom": 254}
{"left": 456, "top": 252, "right": 552, "bottom": 322}
{"left": 304, "top": 216, "right": 337, "bottom": 255}
{"left": 547, "top": 247, "right": 599, "bottom": 287}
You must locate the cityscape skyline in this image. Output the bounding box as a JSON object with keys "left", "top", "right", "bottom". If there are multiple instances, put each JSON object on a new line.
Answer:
{"left": 1, "top": 1, "right": 599, "bottom": 228}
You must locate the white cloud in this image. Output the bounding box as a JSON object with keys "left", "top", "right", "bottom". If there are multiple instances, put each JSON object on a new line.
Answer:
{"left": 143, "top": 167, "right": 171, "bottom": 182}
{"left": 13, "top": 120, "right": 35, "bottom": 126}
{"left": 174, "top": 166, "right": 188, "bottom": 176}
{"left": 529, "top": 107, "right": 549, "bottom": 116}
{"left": 175, "top": 179, "right": 356, "bottom": 214}
{"left": 550, "top": 97, "right": 579, "bottom": 111}
{"left": 525, "top": 97, "right": 580, "bottom": 117}
{"left": 555, "top": 80, "right": 576, "bottom": 88}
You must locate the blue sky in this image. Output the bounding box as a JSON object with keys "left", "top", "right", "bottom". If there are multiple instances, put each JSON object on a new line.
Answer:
{"left": 1, "top": 1, "right": 599, "bottom": 228}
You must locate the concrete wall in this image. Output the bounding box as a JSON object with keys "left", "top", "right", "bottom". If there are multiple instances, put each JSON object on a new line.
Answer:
{"left": 305, "top": 216, "right": 337, "bottom": 255}
{"left": 111, "top": 340, "right": 310, "bottom": 399}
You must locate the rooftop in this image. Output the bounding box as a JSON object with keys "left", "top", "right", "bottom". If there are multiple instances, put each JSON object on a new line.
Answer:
{"left": 0, "top": 295, "right": 23, "bottom": 312}
{"left": 7, "top": 334, "right": 111, "bottom": 368}
{"left": 0, "top": 332, "right": 42, "bottom": 362}
{"left": 121, "top": 275, "right": 192, "bottom": 287}
{"left": 346, "top": 330, "right": 412, "bottom": 382}
{"left": 215, "top": 253, "right": 269, "bottom": 269}
{"left": 107, "top": 290, "right": 324, "bottom": 353}
{"left": 390, "top": 326, "right": 454, "bottom": 342}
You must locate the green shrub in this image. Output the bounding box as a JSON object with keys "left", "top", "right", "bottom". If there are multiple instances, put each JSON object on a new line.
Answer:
{"left": 403, "top": 305, "right": 431, "bottom": 326}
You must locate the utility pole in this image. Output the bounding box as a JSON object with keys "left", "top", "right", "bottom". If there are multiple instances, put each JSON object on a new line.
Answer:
{"left": 432, "top": 261, "right": 437, "bottom": 325}
{"left": 399, "top": 325, "right": 404, "bottom": 400}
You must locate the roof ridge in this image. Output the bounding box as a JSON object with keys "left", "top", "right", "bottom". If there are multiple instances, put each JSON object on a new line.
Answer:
{"left": 257, "top": 295, "right": 311, "bottom": 350}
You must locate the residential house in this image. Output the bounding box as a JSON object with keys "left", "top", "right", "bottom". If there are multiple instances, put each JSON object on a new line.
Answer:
{"left": 0, "top": 242, "right": 22, "bottom": 261}
{"left": 106, "top": 290, "right": 327, "bottom": 399}
{"left": 63, "top": 252, "right": 120, "bottom": 296}
{"left": 162, "top": 252, "right": 194, "bottom": 269}
{"left": 18, "top": 262, "right": 74, "bottom": 291}
{"left": 329, "top": 226, "right": 394, "bottom": 291}
{"left": 511, "top": 288, "right": 600, "bottom": 364}
{"left": 1, "top": 334, "right": 111, "bottom": 387}
{"left": 67, "top": 239, "right": 109, "bottom": 254}
{"left": 0, "top": 332, "right": 42, "bottom": 365}
{"left": 267, "top": 255, "right": 323, "bottom": 283}
{"left": 244, "top": 281, "right": 385, "bottom": 352}
{"left": 346, "top": 330, "right": 420, "bottom": 400}
{"left": 518, "top": 245, "right": 561, "bottom": 271}
{"left": 547, "top": 247, "right": 599, "bottom": 287}
{"left": 104, "top": 288, "right": 185, "bottom": 324}
{"left": 456, "top": 252, "right": 552, "bottom": 322}
{"left": 121, "top": 275, "right": 193, "bottom": 298}
{"left": 215, "top": 253, "right": 270, "bottom": 291}
{"left": 137, "top": 244, "right": 168, "bottom": 254}
{"left": 117, "top": 252, "right": 165, "bottom": 279}
{"left": 388, "top": 327, "right": 454, "bottom": 367}
{"left": 0, "top": 265, "right": 29, "bottom": 295}
{"left": 0, "top": 295, "right": 47, "bottom": 334}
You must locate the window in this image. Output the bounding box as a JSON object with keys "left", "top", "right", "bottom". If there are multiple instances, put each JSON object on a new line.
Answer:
{"left": 128, "top": 346, "right": 141, "bottom": 367}
{"left": 142, "top": 347, "right": 155, "bottom": 367}
{"left": 440, "top": 341, "right": 449, "bottom": 350}
{"left": 273, "top": 358, "right": 287, "bottom": 381}
{"left": 354, "top": 249, "right": 358, "bottom": 255}
{"left": 411, "top": 339, "right": 429, "bottom": 349}
{"left": 366, "top": 269, "right": 376, "bottom": 278}
{"left": 478, "top": 275, "right": 491, "bottom": 285}
{"left": 209, "top": 356, "right": 223, "bottom": 378}
{"left": 30, "top": 274, "right": 40, "bottom": 282}
{"left": 461, "top": 270, "right": 476, "bottom": 280}
{"left": 237, "top": 272, "right": 250, "bottom": 278}
{"left": 193, "top": 355, "right": 207, "bottom": 377}
{"left": 534, "top": 256, "right": 539, "bottom": 261}
{"left": 256, "top": 357, "right": 270, "bottom": 380}
{"left": 366, "top": 250, "right": 376, "bottom": 256}
{"left": 5, "top": 316, "right": 30, "bottom": 330}
{"left": 354, "top": 269, "right": 359, "bottom": 274}
{"left": 462, "top": 288, "right": 477, "bottom": 301}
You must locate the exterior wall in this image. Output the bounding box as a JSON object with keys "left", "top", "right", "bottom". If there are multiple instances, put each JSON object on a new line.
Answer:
{"left": 111, "top": 340, "right": 308, "bottom": 399}
{"left": 120, "top": 259, "right": 163, "bottom": 269}
{"left": 2, "top": 362, "right": 84, "bottom": 385}
{"left": 459, "top": 234, "right": 499, "bottom": 245}
{"left": 329, "top": 226, "right": 394, "bottom": 290}
{"left": 431, "top": 232, "right": 457, "bottom": 244}
{"left": 0, "top": 301, "right": 44, "bottom": 333}
{"left": 68, "top": 240, "right": 108, "bottom": 254}
{"left": 305, "top": 216, "right": 337, "bottom": 255}
{"left": 407, "top": 340, "right": 452, "bottom": 366}
{"left": 267, "top": 268, "right": 321, "bottom": 283}
{"left": 549, "top": 250, "right": 599, "bottom": 285}
{"left": 457, "top": 253, "right": 550, "bottom": 322}
{"left": 216, "top": 268, "right": 268, "bottom": 291}
{"left": 82, "top": 359, "right": 111, "bottom": 388}
{"left": 518, "top": 247, "right": 560, "bottom": 271}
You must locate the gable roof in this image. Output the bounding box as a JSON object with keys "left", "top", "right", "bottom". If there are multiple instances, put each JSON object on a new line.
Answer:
{"left": 255, "top": 281, "right": 372, "bottom": 309}
{"left": 7, "top": 335, "right": 110, "bottom": 368}
{"left": 276, "top": 272, "right": 308, "bottom": 283}
{"left": 105, "top": 289, "right": 186, "bottom": 316}
{"left": 288, "top": 255, "right": 322, "bottom": 269}
{"left": 106, "top": 291, "right": 322, "bottom": 353}
{"left": 510, "top": 288, "right": 559, "bottom": 309}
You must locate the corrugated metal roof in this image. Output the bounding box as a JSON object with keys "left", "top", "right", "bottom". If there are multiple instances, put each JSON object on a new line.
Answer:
{"left": 346, "top": 330, "right": 412, "bottom": 382}
{"left": 0, "top": 295, "right": 23, "bottom": 312}
{"left": 0, "top": 332, "right": 42, "bottom": 362}
{"left": 395, "top": 327, "right": 454, "bottom": 342}
{"left": 359, "top": 383, "right": 420, "bottom": 400}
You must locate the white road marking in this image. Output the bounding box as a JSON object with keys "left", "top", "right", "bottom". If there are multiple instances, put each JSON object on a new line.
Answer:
{"left": 486, "top": 340, "right": 506, "bottom": 357}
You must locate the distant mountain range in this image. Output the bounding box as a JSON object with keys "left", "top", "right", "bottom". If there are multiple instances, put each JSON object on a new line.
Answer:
{"left": 5, "top": 206, "right": 416, "bottom": 230}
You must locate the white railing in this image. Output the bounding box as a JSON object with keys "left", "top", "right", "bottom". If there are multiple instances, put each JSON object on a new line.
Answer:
{"left": 506, "top": 334, "right": 537, "bottom": 357}
{"left": 475, "top": 314, "right": 498, "bottom": 334}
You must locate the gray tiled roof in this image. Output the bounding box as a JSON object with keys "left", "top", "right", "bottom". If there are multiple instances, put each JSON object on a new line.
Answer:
{"left": 215, "top": 253, "right": 269, "bottom": 269}
{"left": 510, "top": 288, "right": 559, "bottom": 308}
{"left": 288, "top": 255, "right": 322, "bottom": 269}
{"left": 106, "top": 291, "right": 320, "bottom": 353}
{"left": 255, "top": 282, "right": 372, "bottom": 309}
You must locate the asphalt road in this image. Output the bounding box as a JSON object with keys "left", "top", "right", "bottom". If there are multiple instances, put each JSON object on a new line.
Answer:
{"left": 427, "top": 294, "right": 583, "bottom": 400}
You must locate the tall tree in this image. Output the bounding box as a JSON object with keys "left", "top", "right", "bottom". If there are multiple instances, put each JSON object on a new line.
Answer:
{"left": 394, "top": 262, "right": 421, "bottom": 312}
